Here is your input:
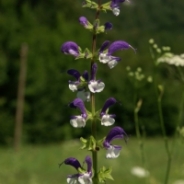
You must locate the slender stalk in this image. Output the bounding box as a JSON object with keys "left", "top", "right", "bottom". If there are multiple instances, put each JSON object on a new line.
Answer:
{"left": 157, "top": 86, "right": 171, "bottom": 184}
{"left": 171, "top": 89, "right": 184, "bottom": 155}
{"left": 134, "top": 99, "right": 145, "bottom": 168}
{"left": 91, "top": 1, "right": 101, "bottom": 183}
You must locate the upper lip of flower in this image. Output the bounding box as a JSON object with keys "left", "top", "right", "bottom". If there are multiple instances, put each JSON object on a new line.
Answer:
{"left": 103, "top": 126, "right": 128, "bottom": 148}
{"left": 67, "top": 69, "right": 89, "bottom": 81}
{"left": 69, "top": 98, "right": 87, "bottom": 118}
{"left": 61, "top": 156, "right": 93, "bottom": 177}
{"left": 100, "top": 97, "right": 117, "bottom": 116}
{"left": 110, "top": 0, "right": 126, "bottom": 8}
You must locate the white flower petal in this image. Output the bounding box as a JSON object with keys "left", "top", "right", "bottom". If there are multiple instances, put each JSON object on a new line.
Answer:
{"left": 106, "top": 145, "right": 120, "bottom": 158}
{"left": 112, "top": 8, "right": 120, "bottom": 16}
{"left": 101, "top": 115, "right": 115, "bottom": 126}
{"left": 99, "top": 53, "right": 110, "bottom": 64}
{"left": 88, "top": 81, "right": 105, "bottom": 93}
{"left": 78, "top": 173, "right": 92, "bottom": 184}
{"left": 69, "top": 84, "right": 78, "bottom": 92}
{"left": 70, "top": 116, "right": 86, "bottom": 128}
{"left": 107, "top": 59, "right": 118, "bottom": 69}
{"left": 67, "top": 177, "right": 79, "bottom": 184}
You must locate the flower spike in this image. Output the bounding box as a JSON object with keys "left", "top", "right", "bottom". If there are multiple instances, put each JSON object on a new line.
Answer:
{"left": 103, "top": 126, "right": 128, "bottom": 158}
{"left": 100, "top": 98, "right": 117, "bottom": 126}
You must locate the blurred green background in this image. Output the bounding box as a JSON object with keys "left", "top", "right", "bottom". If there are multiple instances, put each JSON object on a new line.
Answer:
{"left": 0, "top": 0, "right": 184, "bottom": 145}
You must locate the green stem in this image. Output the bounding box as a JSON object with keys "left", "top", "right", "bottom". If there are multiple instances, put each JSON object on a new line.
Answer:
{"left": 134, "top": 99, "right": 145, "bottom": 168}
{"left": 171, "top": 90, "right": 184, "bottom": 155}
{"left": 90, "top": 1, "right": 101, "bottom": 183}
{"left": 157, "top": 87, "right": 171, "bottom": 184}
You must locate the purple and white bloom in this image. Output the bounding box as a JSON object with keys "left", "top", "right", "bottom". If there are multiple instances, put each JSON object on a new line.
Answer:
{"left": 110, "top": 0, "right": 126, "bottom": 16}
{"left": 67, "top": 69, "right": 88, "bottom": 92}
{"left": 100, "top": 98, "right": 117, "bottom": 126}
{"left": 62, "top": 156, "right": 93, "bottom": 184}
{"left": 67, "top": 69, "right": 90, "bottom": 102}
{"left": 61, "top": 41, "right": 80, "bottom": 57}
{"left": 69, "top": 98, "right": 87, "bottom": 128}
{"left": 99, "top": 40, "right": 136, "bottom": 69}
{"left": 88, "top": 63, "right": 105, "bottom": 93}
{"left": 103, "top": 126, "right": 127, "bottom": 158}
{"left": 79, "top": 16, "right": 93, "bottom": 30}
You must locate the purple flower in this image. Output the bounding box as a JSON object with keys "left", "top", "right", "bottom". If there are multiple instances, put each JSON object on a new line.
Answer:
{"left": 79, "top": 16, "right": 93, "bottom": 31}
{"left": 61, "top": 156, "right": 92, "bottom": 184}
{"left": 79, "top": 16, "right": 88, "bottom": 26}
{"left": 67, "top": 69, "right": 88, "bottom": 91}
{"left": 99, "top": 40, "right": 136, "bottom": 69}
{"left": 103, "top": 126, "right": 127, "bottom": 158}
{"left": 88, "top": 63, "right": 105, "bottom": 93}
{"left": 67, "top": 69, "right": 90, "bottom": 101}
{"left": 110, "top": 0, "right": 126, "bottom": 16}
{"left": 69, "top": 98, "right": 87, "bottom": 128}
{"left": 61, "top": 41, "right": 80, "bottom": 57}
{"left": 104, "top": 22, "right": 113, "bottom": 31}
{"left": 100, "top": 98, "right": 117, "bottom": 126}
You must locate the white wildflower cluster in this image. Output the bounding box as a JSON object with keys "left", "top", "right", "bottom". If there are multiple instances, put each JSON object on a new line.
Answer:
{"left": 131, "top": 166, "right": 150, "bottom": 178}
{"left": 157, "top": 53, "right": 184, "bottom": 67}
{"left": 126, "top": 66, "right": 152, "bottom": 83}
{"left": 149, "top": 38, "right": 184, "bottom": 67}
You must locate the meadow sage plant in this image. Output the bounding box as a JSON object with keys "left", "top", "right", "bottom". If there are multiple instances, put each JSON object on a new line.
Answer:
{"left": 60, "top": 0, "right": 134, "bottom": 183}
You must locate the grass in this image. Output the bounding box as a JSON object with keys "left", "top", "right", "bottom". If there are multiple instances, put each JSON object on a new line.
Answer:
{"left": 0, "top": 137, "right": 183, "bottom": 184}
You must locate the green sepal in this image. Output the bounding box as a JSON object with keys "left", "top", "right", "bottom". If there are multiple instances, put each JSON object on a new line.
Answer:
{"left": 82, "top": 0, "right": 98, "bottom": 10}
{"left": 97, "top": 137, "right": 106, "bottom": 149}
{"left": 75, "top": 48, "right": 92, "bottom": 60}
{"left": 86, "top": 109, "right": 93, "bottom": 120}
{"left": 84, "top": 22, "right": 93, "bottom": 31}
{"left": 78, "top": 167, "right": 86, "bottom": 174}
{"left": 96, "top": 25, "right": 105, "bottom": 34}
{"left": 93, "top": 19, "right": 100, "bottom": 31}
{"left": 80, "top": 136, "right": 97, "bottom": 151}
{"left": 98, "top": 166, "right": 114, "bottom": 183}
{"left": 84, "top": 48, "right": 93, "bottom": 59}
{"left": 101, "top": 2, "right": 112, "bottom": 12}
{"left": 94, "top": 109, "right": 101, "bottom": 121}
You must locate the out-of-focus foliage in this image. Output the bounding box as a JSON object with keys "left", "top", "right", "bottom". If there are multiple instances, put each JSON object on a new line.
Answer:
{"left": 0, "top": 0, "right": 183, "bottom": 144}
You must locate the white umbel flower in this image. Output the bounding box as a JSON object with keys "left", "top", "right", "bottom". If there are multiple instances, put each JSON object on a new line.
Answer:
{"left": 131, "top": 166, "right": 149, "bottom": 178}
{"left": 157, "top": 53, "right": 184, "bottom": 67}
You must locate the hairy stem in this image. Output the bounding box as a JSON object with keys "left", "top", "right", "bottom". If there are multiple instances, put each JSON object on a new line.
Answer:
{"left": 91, "top": 1, "right": 101, "bottom": 183}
